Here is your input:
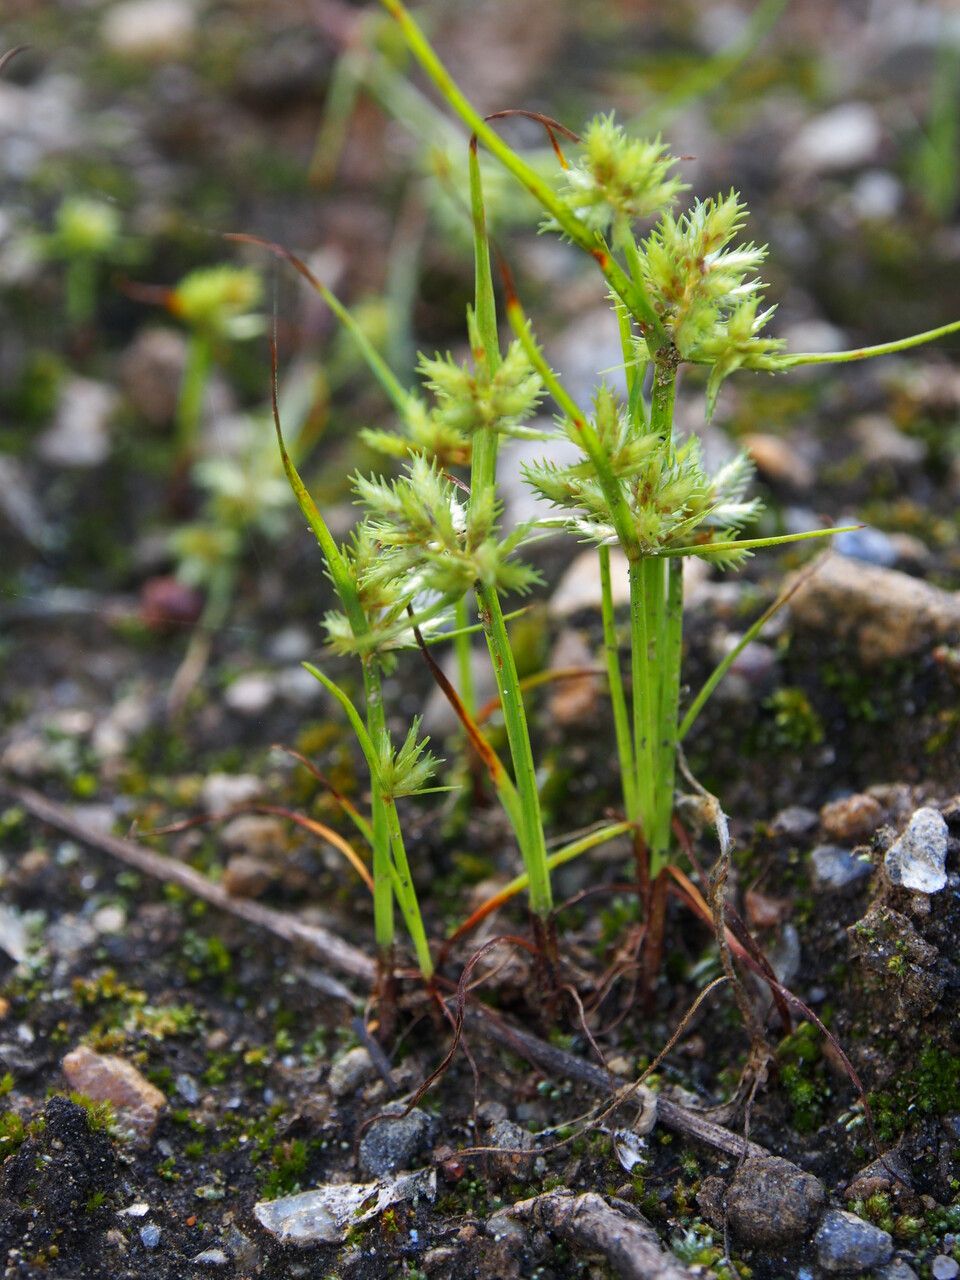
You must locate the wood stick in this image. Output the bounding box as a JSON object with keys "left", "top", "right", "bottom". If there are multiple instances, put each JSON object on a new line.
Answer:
{"left": 470, "top": 1008, "right": 767, "bottom": 1160}
{"left": 508, "top": 1190, "right": 697, "bottom": 1280}
{"left": 1, "top": 780, "right": 375, "bottom": 988}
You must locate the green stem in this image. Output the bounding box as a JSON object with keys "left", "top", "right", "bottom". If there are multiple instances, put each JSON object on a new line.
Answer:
{"left": 377, "top": 0, "right": 668, "bottom": 350}
{"left": 466, "top": 138, "right": 553, "bottom": 920}
{"left": 629, "top": 556, "right": 656, "bottom": 836}
{"left": 476, "top": 581, "right": 553, "bottom": 915}
{"left": 631, "top": 361, "right": 678, "bottom": 870}
{"left": 599, "top": 546, "right": 637, "bottom": 819}
{"left": 778, "top": 317, "right": 960, "bottom": 367}
{"left": 652, "top": 557, "right": 683, "bottom": 869}
{"left": 177, "top": 330, "right": 213, "bottom": 456}
{"left": 65, "top": 256, "right": 96, "bottom": 329}
{"left": 453, "top": 597, "right": 475, "bottom": 717}
{"left": 362, "top": 659, "right": 395, "bottom": 958}
{"left": 382, "top": 797, "right": 434, "bottom": 978}
{"left": 649, "top": 357, "right": 677, "bottom": 438}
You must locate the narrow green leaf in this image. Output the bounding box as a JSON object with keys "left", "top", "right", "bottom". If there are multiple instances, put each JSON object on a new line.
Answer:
{"left": 658, "top": 524, "right": 859, "bottom": 558}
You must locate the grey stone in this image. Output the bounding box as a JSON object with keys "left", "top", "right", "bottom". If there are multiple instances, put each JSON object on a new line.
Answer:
{"left": 486, "top": 1209, "right": 529, "bottom": 1245}
{"left": 224, "top": 672, "right": 277, "bottom": 716}
{"left": 810, "top": 845, "right": 874, "bottom": 895}
{"left": 175, "top": 1073, "right": 199, "bottom": 1105}
{"left": 327, "top": 1046, "right": 376, "bottom": 1099}
{"left": 814, "top": 1209, "right": 893, "bottom": 1272}
{"left": 421, "top": 646, "right": 496, "bottom": 739}
{"left": 489, "top": 1119, "right": 539, "bottom": 1181}
{"left": 101, "top": 0, "right": 197, "bottom": 61}
{"left": 38, "top": 378, "right": 118, "bottom": 468}
{"left": 874, "top": 1262, "right": 919, "bottom": 1280}
{"left": 358, "top": 1103, "right": 432, "bottom": 1177}
{"left": 851, "top": 415, "right": 926, "bottom": 467}
{"left": 884, "top": 807, "right": 949, "bottom": 894}
{"left": 784, "top": 102, "right": 882, "bottom": 174}
{"left": 772, "top": 806, "right": 819, "bottom": 839}
{"left": 92, "top": 904, "right": 126, "bottom": 934}
{"left": 551, "top": 548, "right": 628, "bottom": 617}
{"left": 0, "top": 906, "right": 30, "bottom": 964}
{"left": 851, "top": 1149, "right": 914, "bottom": 1191}
{"left": 47, "top": 914, "right": 97, "bottom": 961}
{"left": 200, "top": 773, "right": 264, "bottom": 814}
{"left": 849, "top": 170, "right": 903, "bottom": 220}
{"left": 275, "top": 665, "right": 324, "bottom": 707}
{"left": 267, "top": 626, "right": 313, "bottom": 663}
{"left": 933, "top": 1258, "right": 960, "bottom": 1280}
{"left": 725, "top": 1156, "right": 826, "bottom": 1247}
{"left": 0, "top": 455, "right": 54, "bottom": 549}
{"left": 192, "top": 1249, "right": 229, "bottom": 1266}
{"left": 139, "top": 1224, "right": 161, "bottom": 1249}
{"left": 0, "top": 734, "right": 60, "bottom": 780}
{"left": 835, "top": 525, "right": 899, "bottom": 568}
{"left": 550, "top": 549, "right": 709, "bottom": 618}
{"left": 498, "top": 427, "right": 581, "bottom": 532}
{"left": 91, "top": 692, "right": 152, "bottom": 761}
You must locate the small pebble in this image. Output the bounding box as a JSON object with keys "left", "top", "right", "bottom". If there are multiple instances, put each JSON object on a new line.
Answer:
{"left": 201, "top": 773, "right": 263, "bottom": 814}
{"left": 885, "top": 807, "right": 949, "bottom": 894}
{"left": 139, "top": 1224, "right": 161, "bottom": 1249}
{"left": 224, "top": 673, "right": 277, "bottom": 716}
{"left": 61, "top": 1044, "right": 166, "bottom": 1146}
{"left": 192, "top": 1249, "right": 229, "bottom": 1266}
{"left": 821, "top": 793, "right": 884, "bottom": 842}
{"left": 932, "top": 1257, "right": 960, "bottom": 1280}
{"left": 175, "top": 1073, "right": 199, "bottom": 1105}
{"left": 814, "top": 1208, "right": 893, "bottom": 1273}
{"left": 327, "top": 1046, "right": 376, "bottom": 1099}
{"left": 358, "top": 1103, "right": 432, "bottom": 1177}
{"left": 784, "top": 102, "right": 882, "bottom": 174}
{"left": 743, "top": 432, "right": 814, "bottom": 489}
{"left": 772, "top": 806, "right": 819, "bottom": 839}
{"left": 835, "top": 525, "right": 899, "bottom": 569}
{"left": 92, "top": 905, "right": 126, "bottom": 935}
{"left": 809, "top": 845, "right": 873, "bottom": 896}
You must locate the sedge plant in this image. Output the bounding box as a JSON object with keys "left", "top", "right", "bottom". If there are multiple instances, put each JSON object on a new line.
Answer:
{"left": 39, "top": 196, "right": 122, "bottom": 331}
{"left": 254, "top": 3, "right": 960, "bottom": 1009}
{"left": 131, "top": 263, "right": 265, "bottom": 459}
{"left": 365, "top": 0, "right": 960, "bottom": 988}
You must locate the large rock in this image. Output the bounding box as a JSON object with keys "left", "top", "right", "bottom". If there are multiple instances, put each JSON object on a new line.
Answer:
{"left": 787, "top": 553, "right": 960, "bottom": 664}
{"left": 725, "top": 1155, "right": 826, "bottom": 1246}
{"left": 62, "top": 1045, "right": 166, "bottom": 1145}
